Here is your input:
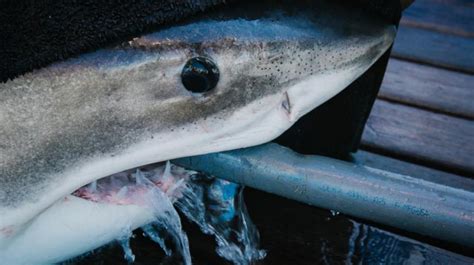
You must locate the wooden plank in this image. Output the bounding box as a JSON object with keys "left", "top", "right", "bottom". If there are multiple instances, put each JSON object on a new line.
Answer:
{"left": 380, "top": 59, "right": 474, "bottom": 119}
{"left": 361, "top": 100, "right": 474, "bottom": 175}
{"left": 353, "top": 150, "right": 474, "bottom": 192}
{"left": 391, "top": 26, "right": 474, "bottom": 73}
{"left": 401, "top": 0, "right": 474, "bottom": 37}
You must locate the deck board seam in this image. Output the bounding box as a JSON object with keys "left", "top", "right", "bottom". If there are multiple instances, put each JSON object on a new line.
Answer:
{"left": 376, "top": 94, "right": 474, "bottom": 121}
{"left": 389, "top": 54, "right": 474, "bottom": 75}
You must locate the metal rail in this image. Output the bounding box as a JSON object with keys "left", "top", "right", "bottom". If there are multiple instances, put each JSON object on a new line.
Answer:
{"left": 174, "top": 143, "right": 474, "bottom": 247}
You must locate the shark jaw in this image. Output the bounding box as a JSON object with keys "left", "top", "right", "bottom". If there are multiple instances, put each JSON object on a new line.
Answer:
{"left": 0, "top": 1, "right": 396, "bottom": 263}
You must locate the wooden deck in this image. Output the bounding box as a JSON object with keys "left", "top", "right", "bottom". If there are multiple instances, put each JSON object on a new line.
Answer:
{"left": 358, "top": 0, "right": 473, "bottom": 180}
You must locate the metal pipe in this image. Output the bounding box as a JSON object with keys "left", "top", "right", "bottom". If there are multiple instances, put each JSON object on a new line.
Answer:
{"left": 173, "top": 143, "right": 474, "bottom": 247}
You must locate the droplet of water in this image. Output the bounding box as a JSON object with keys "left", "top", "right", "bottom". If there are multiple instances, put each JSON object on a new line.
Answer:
{"left": 142, "top": 224, "right": 172, "bottom": 256}
{"left": 117, "top": 229, "right": 135, "bottom": 264}
{"left": 346, "top": 221, "right": 361, "bottom": 264}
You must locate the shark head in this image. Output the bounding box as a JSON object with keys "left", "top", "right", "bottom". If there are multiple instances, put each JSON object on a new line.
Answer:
{"left": 0, "top": 1, "right": 395, "bottom": 264}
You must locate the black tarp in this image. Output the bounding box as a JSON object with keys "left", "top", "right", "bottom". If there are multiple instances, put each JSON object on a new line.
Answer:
{"left": 0, "top": 0, "right": 229, "bottom": 82}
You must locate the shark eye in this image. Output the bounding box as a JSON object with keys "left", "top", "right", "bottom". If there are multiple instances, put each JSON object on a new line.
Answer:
{"left": 181, "top": 57, "right": 219, "bottom": 93}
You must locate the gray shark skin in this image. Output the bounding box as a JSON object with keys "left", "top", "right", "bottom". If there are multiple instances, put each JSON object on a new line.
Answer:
{"left": 0, "top": 1, "right": 395, "bottom": 264}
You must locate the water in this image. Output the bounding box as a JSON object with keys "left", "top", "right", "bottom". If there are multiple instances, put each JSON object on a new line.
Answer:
{"left": 72, "top": 162, "right": 265, "bottom": 265}
{"left": 175, "top": 174, "right": 266, "bottom": 264}
{"left": 69, "top": 164, "right": 473, "bottom": 265}
{"left": 244, "top": 189, "right": 474, "bottom": 265}
{"left": 99, "top": 165, "right": 192, "bottom": 265}
{"left": 117, "top": 229, "right": 135, "bottom": 263}
{"left": 341, "top": 220, "right": 473, "bottom": 264}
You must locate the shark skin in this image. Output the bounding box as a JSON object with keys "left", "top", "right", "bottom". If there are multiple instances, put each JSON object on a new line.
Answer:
{"left": 0, "top": 2, "right": 396, "bottom": 264}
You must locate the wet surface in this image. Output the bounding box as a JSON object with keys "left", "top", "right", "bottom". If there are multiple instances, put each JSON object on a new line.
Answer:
{"left": 67, "top": 188, "right": 473, "bottom": 265}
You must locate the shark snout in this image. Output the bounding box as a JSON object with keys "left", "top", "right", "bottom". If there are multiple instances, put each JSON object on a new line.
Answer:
{"left": 280, "top": 25, "right": 395, "bottom": 124}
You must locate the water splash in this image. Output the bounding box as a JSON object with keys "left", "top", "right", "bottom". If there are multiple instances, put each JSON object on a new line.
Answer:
{"left": 175, "top": 174, "right": 267, "bottom": 264}
{"left": 346, "top": 220, "right": 361, "bottom": 264}
{"left": 73, "top": 162, "right": 264, "bottom": 265}
{"left": 141, "top": 224, "right": 172, "bottom": 256}
{"left": 336, "top": 220, "right": 474, "bottom": 264}
{"left": 118, "top": 229, "right": 135, "bottom": 263}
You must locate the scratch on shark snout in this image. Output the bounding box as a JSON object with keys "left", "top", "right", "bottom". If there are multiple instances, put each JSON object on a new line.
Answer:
{"left": 281, "top": 92, "right": 292, "bottom": 117}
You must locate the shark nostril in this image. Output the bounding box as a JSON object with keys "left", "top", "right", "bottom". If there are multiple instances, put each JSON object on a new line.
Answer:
{"left": 181, "top": 57, "right": 219, "bottom": 93}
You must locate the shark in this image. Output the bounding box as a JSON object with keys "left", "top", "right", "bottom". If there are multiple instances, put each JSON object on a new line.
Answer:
{"left": 0, "top": 1, "right": 396, "bottom": 264}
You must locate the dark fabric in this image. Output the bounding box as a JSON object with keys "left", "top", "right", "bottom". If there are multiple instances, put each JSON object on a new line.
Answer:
{"left": 357, "top": 0, "right": 402, "bottom": 23}
{"left": 0, "top": 0, "right": 228, "bottom": 82}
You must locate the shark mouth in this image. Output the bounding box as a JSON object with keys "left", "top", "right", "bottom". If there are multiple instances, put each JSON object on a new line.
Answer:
{"left": 72, "top": 162, "right": 189, "bottom": 207}
{"left": 68, "top": 161, "right": 266, "bottom": 265}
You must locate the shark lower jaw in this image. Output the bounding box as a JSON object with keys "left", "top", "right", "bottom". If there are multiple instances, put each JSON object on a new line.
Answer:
{"left": 1, "top": 162, "right": 192, "bottom": 265}
{"left": 2, "top": 196, "right": 155, "bottom": 265}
